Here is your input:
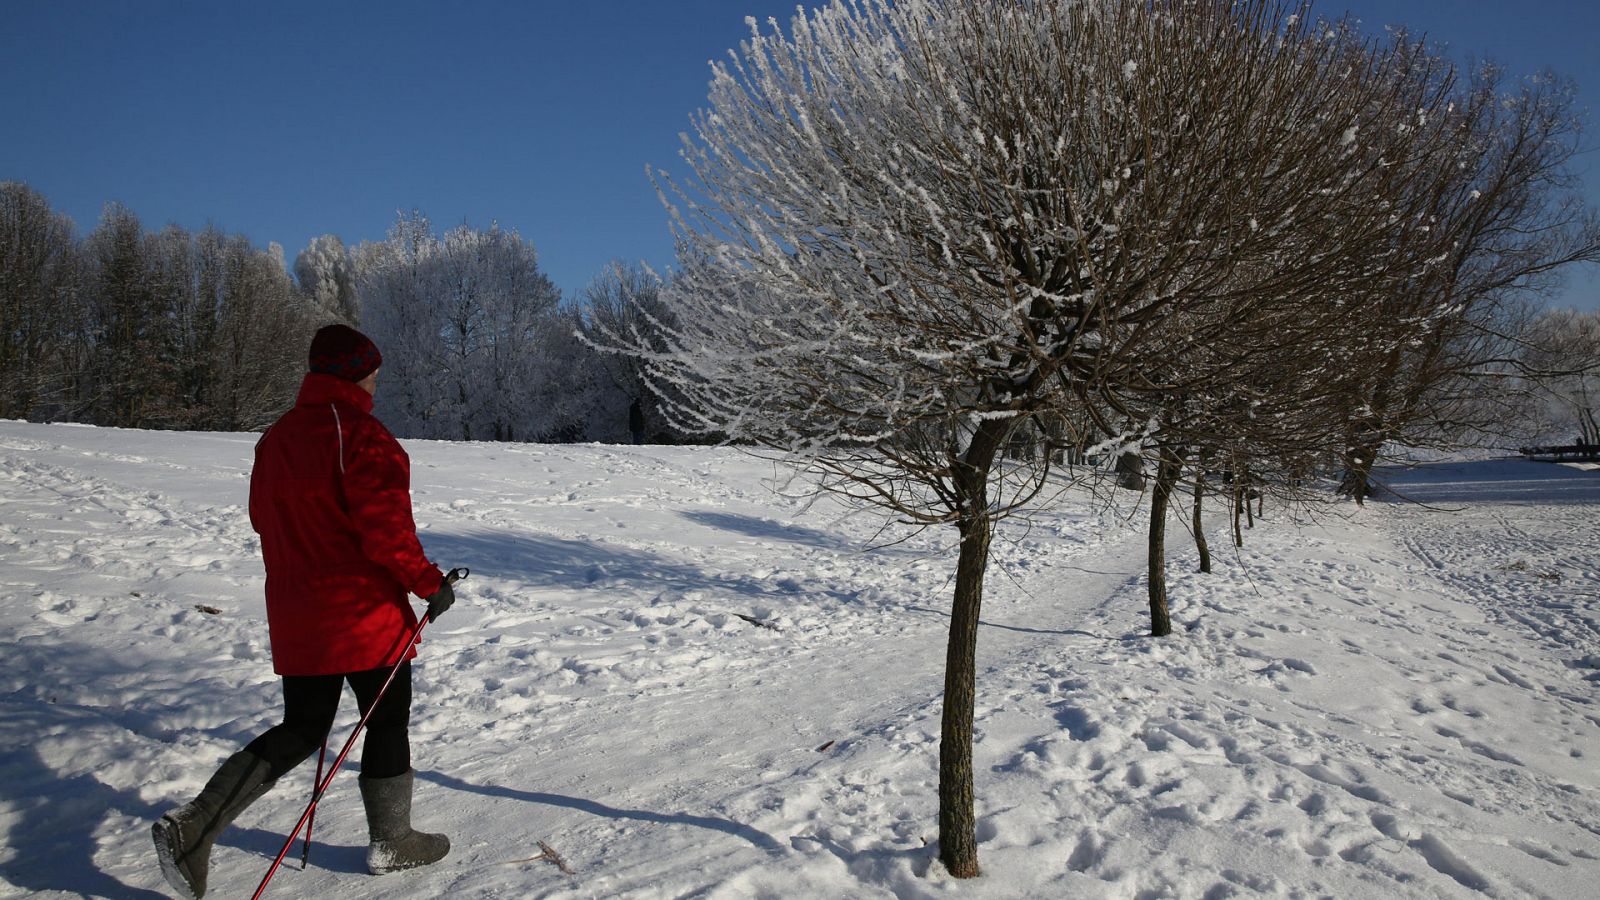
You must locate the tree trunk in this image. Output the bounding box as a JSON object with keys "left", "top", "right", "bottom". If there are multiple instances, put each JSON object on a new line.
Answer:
{"left": 1340, "top": 443, "right": 1377, "bottom": 505}
{"left": 1146, "top": 449, "right": 1181, "bottom": 638}
{"left": 936, "top": 418, "right": 1006, "bottom": 879}
{"left": 1232, "top": 482, "right": 1244, "bottom": 548}
{"left": 1193, "top": 473, "right": 1211, "bottom": 574}
{"left": 939, "top": 509, "right": 990, "bottom": 878}
{"left": 1115, "top": 450, "right": 1146, "bottom": 490}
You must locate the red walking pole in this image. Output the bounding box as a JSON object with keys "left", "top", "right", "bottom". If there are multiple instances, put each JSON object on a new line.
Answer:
{"left": 252, "top": 567, "right": 466, "bottom": 899}
{"left": 300, "top": 740, "right": 326, "bottom": 869}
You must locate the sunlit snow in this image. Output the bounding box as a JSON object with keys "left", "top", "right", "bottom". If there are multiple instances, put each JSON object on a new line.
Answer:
{"left": 1, "top": 421, "right": 1596, "bottom": 898}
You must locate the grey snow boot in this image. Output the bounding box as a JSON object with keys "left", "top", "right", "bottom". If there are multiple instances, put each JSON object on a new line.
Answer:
{"left": 359, "top": 769, "right": 450, "bottom": 874}
{"left": 152, "top": 750, "right": 276, "bottom": 899}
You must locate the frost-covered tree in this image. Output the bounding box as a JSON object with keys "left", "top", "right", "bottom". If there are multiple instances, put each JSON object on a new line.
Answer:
{"left": 619, "top": 0, "right": 1498, "bottom": 876}
{"left": 435, "top": 222, "right": 565, "bottom": 441}
{"left": 1132, "top": 306, "right": 1372, "bottom": 634}
{"left": 294, "top": 234, "right": 360, "bottom": 324}
{"left": 579, "top": 262, "right": 679, "bottom": 443}
{"left": 356, "top": 212, "right": 579, "bottom": 441}
{"left": 356, "top": 211, "right": 448, "bottom": 436}
{"left": 1104, "top": 42, "right": 1599, "bottom": 627}
{"left": 1333, "top": 65, "right": 1600, "bottom": 502}
{"left": 1523, "top": 308, "right": 1600, "bottom": 445}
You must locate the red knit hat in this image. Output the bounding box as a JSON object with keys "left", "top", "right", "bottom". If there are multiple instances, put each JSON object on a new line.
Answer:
{"left": 308, "top": 324, "right": 382, "bottom": 382}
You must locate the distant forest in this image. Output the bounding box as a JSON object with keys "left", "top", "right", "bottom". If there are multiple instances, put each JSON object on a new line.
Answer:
{"left": 0, "top": 181, "right": 681, "bottom": 443}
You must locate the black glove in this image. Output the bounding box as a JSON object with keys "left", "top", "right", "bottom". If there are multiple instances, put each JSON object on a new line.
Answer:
{"left": 425, "top": 579, "right": 455, "bottom": 622}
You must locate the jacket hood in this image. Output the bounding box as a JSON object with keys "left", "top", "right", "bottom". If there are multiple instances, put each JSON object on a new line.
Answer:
{"left": 295, "top": 372, "right": 375, "bottom": 414}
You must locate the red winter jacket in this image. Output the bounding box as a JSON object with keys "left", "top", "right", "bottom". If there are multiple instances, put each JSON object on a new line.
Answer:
{"left": 250, "top": 373, "right": 445, "bottom": 676}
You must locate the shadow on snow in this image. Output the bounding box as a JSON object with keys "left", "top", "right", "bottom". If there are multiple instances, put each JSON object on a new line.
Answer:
{"left": 425, "top": 527, "right": 864, "bottom": 605}
{"left": 419, "top": 770, "right": 783, "bottom": 853}
{"left": 0, "top": 738, "right": 170, "bottom": 898}
{"left": 0, "top": 636, "right": 369, "bottom": 896}
{"left": 1376, "top": 458, "right": 1600, "bottom": 506}
{"left": 678, "top": 509, "right": 863, "bottom": 552}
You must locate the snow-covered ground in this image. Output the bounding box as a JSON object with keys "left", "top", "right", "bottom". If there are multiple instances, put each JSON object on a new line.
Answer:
{"left": 1, "top": 420, "right": 1596, "bottom": 899}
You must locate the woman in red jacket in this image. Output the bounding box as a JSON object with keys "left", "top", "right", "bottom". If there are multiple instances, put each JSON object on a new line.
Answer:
{"left": 153, "top": 325, "right": 459, "bottom": 899}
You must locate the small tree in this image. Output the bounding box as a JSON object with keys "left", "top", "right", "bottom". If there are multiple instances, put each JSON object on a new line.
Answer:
{"left": 1334, "top": 65, "right": 1600, "bottom": 501}
{"left": 452, "top": 224, "right": 566, "bottom": 442}
{"left": 1134, "top": 322, "right": 1366, "bottom": 634}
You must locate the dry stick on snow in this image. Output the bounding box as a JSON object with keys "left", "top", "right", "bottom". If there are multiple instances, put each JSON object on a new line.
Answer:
{"left": 501, "top": 840, "right": 575, "bottom": 875}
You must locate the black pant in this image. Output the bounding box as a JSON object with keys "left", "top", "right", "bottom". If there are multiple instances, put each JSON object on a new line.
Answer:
{"left": 244, "top": 663, "right": 412, "bottom": 781}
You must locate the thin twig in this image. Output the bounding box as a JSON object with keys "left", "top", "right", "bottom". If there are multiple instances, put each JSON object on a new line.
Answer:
{"left": 502, "top": 840, "right": 575, "bottom": 875}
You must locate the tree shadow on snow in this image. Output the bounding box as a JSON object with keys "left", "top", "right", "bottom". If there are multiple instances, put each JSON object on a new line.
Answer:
{"left": 678, "top": 510, "right": 880, "bottom": 553}
{"left": 418, "top": 770, "right": 783, "bottom": 852}
{"left": 0, "top": 732, "right": 335, "bottom": 896}
{"left": 0, "top": 642, "right": 368, "bottom": 897}
{"left": 903, "top": 604, "right": 1105, "bottom": 639}
{"left": 0, "top": 743, "right": 170, "bottom": 898}
{"left": 424, "top": 527, "right": 860, "bottom": 605}
{"left": 1376, "top": 458, "right": 1600, "bottom": 506}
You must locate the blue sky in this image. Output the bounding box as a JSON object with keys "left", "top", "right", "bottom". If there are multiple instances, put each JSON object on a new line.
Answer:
{"left": 3, "top": 1, "right": 1598, "bottom": 310}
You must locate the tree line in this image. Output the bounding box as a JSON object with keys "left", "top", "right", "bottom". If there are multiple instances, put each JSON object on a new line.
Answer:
{"left": 0, "top": 183, "right": 681, "bottom": 442}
